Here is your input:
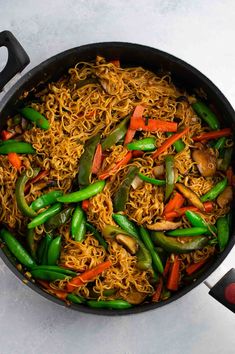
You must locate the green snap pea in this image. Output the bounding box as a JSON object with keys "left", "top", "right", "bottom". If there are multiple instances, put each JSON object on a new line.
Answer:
{"left": 86, "top": 223, "right": 108, "bottom": 250}
{"left": 166, "top": 227, "right": 208, "bottom": 237}
{"left": 113, "top": 166, "right": 138, "bottom": 212}
{"left": 139, "top": 227, "right": 164, "bottom": 274}
{"left": 20, "top": 107, "right": 50, "bottom": 130}
{"left": 87, "top": 299, "right": 132, "bottom": 310}
{"left": 37, "top": 234, "right": 53, "bottom": 265}
{"left": 214, "top": 137, "right": 226, "bottom": 150}
{"left": 47, "top": 236, "right": 62, "bottom": 265}
{"left": 26, "top": 229, "right": 37, "bottom": 260}
{"left": 165, "top": 155, "right": 175, "bottom": 201}
{"left": 0, "top": 141, "right": 36, "bottom": 154}
{"left": 71, "top": 205, "right": 86, "bottom": 242}
{"left": 45, "top": 207, "right": 74, "bottom": 232}
{"left": 216, "top": 216, "right": 230, "bottom": 252}
{"left": 137, "top": 172, "right": 166, "bottom": 186}
{"left": 27, "top": 203, "right": 62, "bottom": 229}
{"left": 67, "top": 293, "right": 86, "bottom": 304}
{"left": 219, "top": 148, "right": 233, "bottom": 171}
{"left": 31, "top": 265, "right": 76, "bottom": 276}
{"left": 57, "top": 180, "right": 105, "bottom": 203}
{"left": 0, "top": 139, "right": 18, "bottom": 145}
{"left": 112, "top": 213, "right": 140, "bottom": 240}
{"left": 15, "top": 168, "right": 40, "bottom": 218}
{"left": 30, "top": 269, "right": 69, "bottom": 281}
{"left": 0, "top": 228, "right": 36, "bottom": 269}
{"left": 78, "top": 133, "right": 101, "bottom": 187}
{"left": 192, "top": 101, "right": 220, "bottom": 130}
{"left": 127, "top": 137, "right": 156, "bottom": 151}
{"left": 200, "top": 178, "right": 227, "bottom": 202}
{"left": 167, "top": 132, "right": 185, "bottom": 152}
{"left": 151, "top": 231, "right": 208, "bottom": 253}
{"left": 101, "top": 115, "right": 130, "bottom": 151}
{"left": 31, "top": 190, "right": 63, "bottom": 211}
{"left": 185, "top": 210, "right": 217, "bottom": 235}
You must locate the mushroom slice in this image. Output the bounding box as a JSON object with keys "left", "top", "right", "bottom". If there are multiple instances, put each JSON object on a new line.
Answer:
{"left": 147, "top": 220, "right": 182, "bottom": 231}
{"left": 153, "top": 165, "right": 165, "bottom": 178}
{"left": 116, "top": 234, "right": 139, "bottom": 255}
{"left": 122, "top": 291, "right": 147, "bottom": 305}
{"left": 217, "top": 186, "right": 233, "bottom": 208}
{"left": 131, "top": 175, "right": 143, "bottom": 189}
{"left": 192, "top": 149, "right": 217, "bottom": 177}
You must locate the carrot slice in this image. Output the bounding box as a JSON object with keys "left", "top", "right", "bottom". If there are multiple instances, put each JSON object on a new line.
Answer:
{"left": 7, "top": 153, "right": 22, "bottom": 170}
{"left": 164, "top": 202, "right": 214, "bottom": 220}
{"left": 163, "top": 257, "right": 171, "bottom": 278}
{"left": 67, "top": 260, "right": 112, "bottom": 292}
{"left": 186, "top": 259, "right": 208, "bottom": 275}
{"left": 110, "top": 60, "right": 120, "bottom": 67}
{"left": 132, "top": 150, "right": 144, "bottom": 158}
{"left": 99, "top": 151, "right": 132, "bottom": 180}
{"left": 226, "top": 167, "right": 233, "bottom": 186}
{"left": 167, "top": 256, "right": 181, "bottom": 291}
{"left": 163, "top": 192, "right": 185, "bottom": 215}
{"left": 91, "top": 143, "right": 102, "bottom": 174}
{"left": 152, "top": 277, "right": 163, "bottom": 302}
{"left": 82, "top": 199, "right": 89, "bottom": 211}
{"left": 152, "top": 127, "right": 189, "bottom": 159}
{"left": 124, "top": 128, "right": 136, "bottom": 145}
{"left": 130, "top": 117, "right": 177, "bottom": 132}
{"left": 124, "top": 105, "right": 145, "bottom": 144}
{"left": 37, "top": 280, "right": 68, "bottom": 300}
{"left": 193, "top": 128, "right": 232, "bottom": 142}
{"left": 1, "top": 130, "right": 16, "bottom": 140}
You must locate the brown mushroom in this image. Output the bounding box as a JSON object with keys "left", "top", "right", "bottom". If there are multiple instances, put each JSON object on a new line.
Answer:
{"left": 192, "top": 149, "right": 217, "bottom": 177}
{"left": 146, "top": 220, "right": 182, "bottom": 231}
{"left": 153, "top": 165, "right": 165, "bottom": 178}
{"left": 116, "top": 234, "right": 139, "bottom": 255}
{"left": 217, "top": 186, "right": 233, "bottom": 208}
{"left": 122, "top": 291, "right": 147, "bottom": 305}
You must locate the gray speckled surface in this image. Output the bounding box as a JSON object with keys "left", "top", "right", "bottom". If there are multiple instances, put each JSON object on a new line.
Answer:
{"left": 0, "top": 1, "right": 235, "bottom": 353}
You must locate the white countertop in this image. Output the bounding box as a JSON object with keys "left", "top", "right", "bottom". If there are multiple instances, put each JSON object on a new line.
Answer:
{"left": 0, "top": 1, "right": 235, "bottom": 353}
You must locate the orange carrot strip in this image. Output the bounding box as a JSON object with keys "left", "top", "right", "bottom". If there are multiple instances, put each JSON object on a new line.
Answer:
{"left": 67, "top": 260, "right": 112, "bottom": 292}
{"left": 163, "top": 192, "right": 185, "bottom": 215}
{"left": 110, "top": 60, "right": 120, "bottom": 67}
{"left": 164, "top": 202, "right": 213, "bottom": 220}
{"left": 186, "top": 259, "right": 208, "bottom": 275}
{"left": 124, "top": 128, "right": 136, "bottom": 145}
{"left": 130, "top": 117, "right": 177, "bottom": 132}
{"left": 1, "top": 130, "right": 16, "bottom": 140}
{"left": 99, "top": 151, "right": 132, "bottom": 180}
{"left": 91, "top": 143, "right": 102, "bottom": 174}
{"left": 167, "top": 255, "right": 181, "bottom": 291}
{"left": 37, "top": 280, "right": 68, "bottom": 300}
{"left": 124, "top": 105, "right": 145, "bottom": 144}
{"left": 152, "top": 127, "right": 189, "bottom": 159}
{"left": 152, "top": 277, "right": 163, "bottom": 302}
{"left": 82, "top": 199, "right": 89, "bottom": 211}
{"left": 193, "top": 128, "right": 232, "bottom": 142}
{"left": 132, "top": 150, "right": 144, "bottom": 158}
{"left": 226, "top": 167, "right": 233, "bottom": 186}
{"left": 7, "top": 153, "right": 22, "bottom": 170}
{"left": 163, "top": 257, "right": 171, "bottom": 278}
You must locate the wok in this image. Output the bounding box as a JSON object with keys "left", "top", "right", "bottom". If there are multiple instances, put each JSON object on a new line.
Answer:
{"left": 0, "top": 30, "right": 234, "bottom": 315}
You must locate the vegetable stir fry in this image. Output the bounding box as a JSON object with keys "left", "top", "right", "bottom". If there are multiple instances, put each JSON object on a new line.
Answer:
{"left": 0, "top": 56, "right": 234, "bottom": 310}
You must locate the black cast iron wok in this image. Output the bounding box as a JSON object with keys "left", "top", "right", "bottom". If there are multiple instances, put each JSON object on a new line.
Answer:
{"left": 0, "top": 30, "right": 234, "bottom": 315}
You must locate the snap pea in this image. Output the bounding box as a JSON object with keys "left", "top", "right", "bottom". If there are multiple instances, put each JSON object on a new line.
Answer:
{"left": 0, "top": 141, "right": 36, "bottom": 154}
{"left": 112, "top": 213, "right": 140, "bottom": 240}
{"left": 0, "top": 228, "right": 36, "bottom": 269}
{"left": 165, "top": 155, "right": 174, "bottom": 201}
{"left": 139, "top": 227, "right": 164, "bottom": 274}
{"left": 127, "top": 137, "right": 156, "bottom": 151}
{"left": 166, "top": 227, "right": 208, "bottom": 237}
{"left": 37, "top": 234, "right": 53, "bottom": 265}
{"left": 101, "top": 115, "right": 130, "bottom": 151}
{"left": 192, "top": 101, "right": 220, "bottom": 130}
{"left": 26, "top": 229, "right": 37, "bottom": 260}
{"left": 214, "top": 137, "right": 226, "bottom": 150}
{"left": 27, "top": 203, "right": 62, "bottom": 229}
{"left": 20, "top": 107, "right": 50, "bottom": 130}
{"left": 78, "top": 133, "right": 101, "bottom": 187}
{"left": 219, "top": 148, "right": 233, "bottom": 171}
{"left": 87, "top": 299, "right": 132, "bottom": 310}
{"left": 185, "top": 210, "right": 217, "bottom": 235}
{"left": 166, "top": 132, "right": 185, "bottom": 152}
{"left": 47, "top": 236, "right": 61, "bottom": 265}
{"left": 71, "top": 205, "right": 86, "bottom": 242}
{"left": 67, "top": 293, "right": 86, "bottom": 304}
{"left": 113, "top": 166, "right": 138, "bottom": 212}
{"left": 137, "top": 172, "right": 166, "bottom": 186}
{"left": 201, "top": 178, "right": 227, "bottom": 202}
{"left": 86, "top": 223, "right": 108, "bottom": 250}
{"left": 31, "top": 269, "right": 69, "bottom": 281}
{"left": 31, "top": 265, "right": 76, "bottom": 276}
{"left": 31, "top": 190, "right": 63, "bottom": 212}
{"left": 151, "top": 231, "right": 208, "bottom": 253}
{"left": 45, "top": 207, "right": 74, "bottom": 232}
{"left": 57, "top": 180, "right": 105, "bottom": 203}
{"left": 15, "top": 168, "right": 40, "bottom": 218}
{"left": 217, "top": 216, "right": 230, "bottom": 252}
{"left": 0, "top": 139, "right": 18, "bottom": 145}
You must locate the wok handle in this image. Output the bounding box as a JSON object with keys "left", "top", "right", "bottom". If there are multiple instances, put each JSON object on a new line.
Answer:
{"left": 204, "top": 265, "right": 235, "bottom": 313}
{"left": 0, "top": 30, "right": 30, "bottom": 92}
